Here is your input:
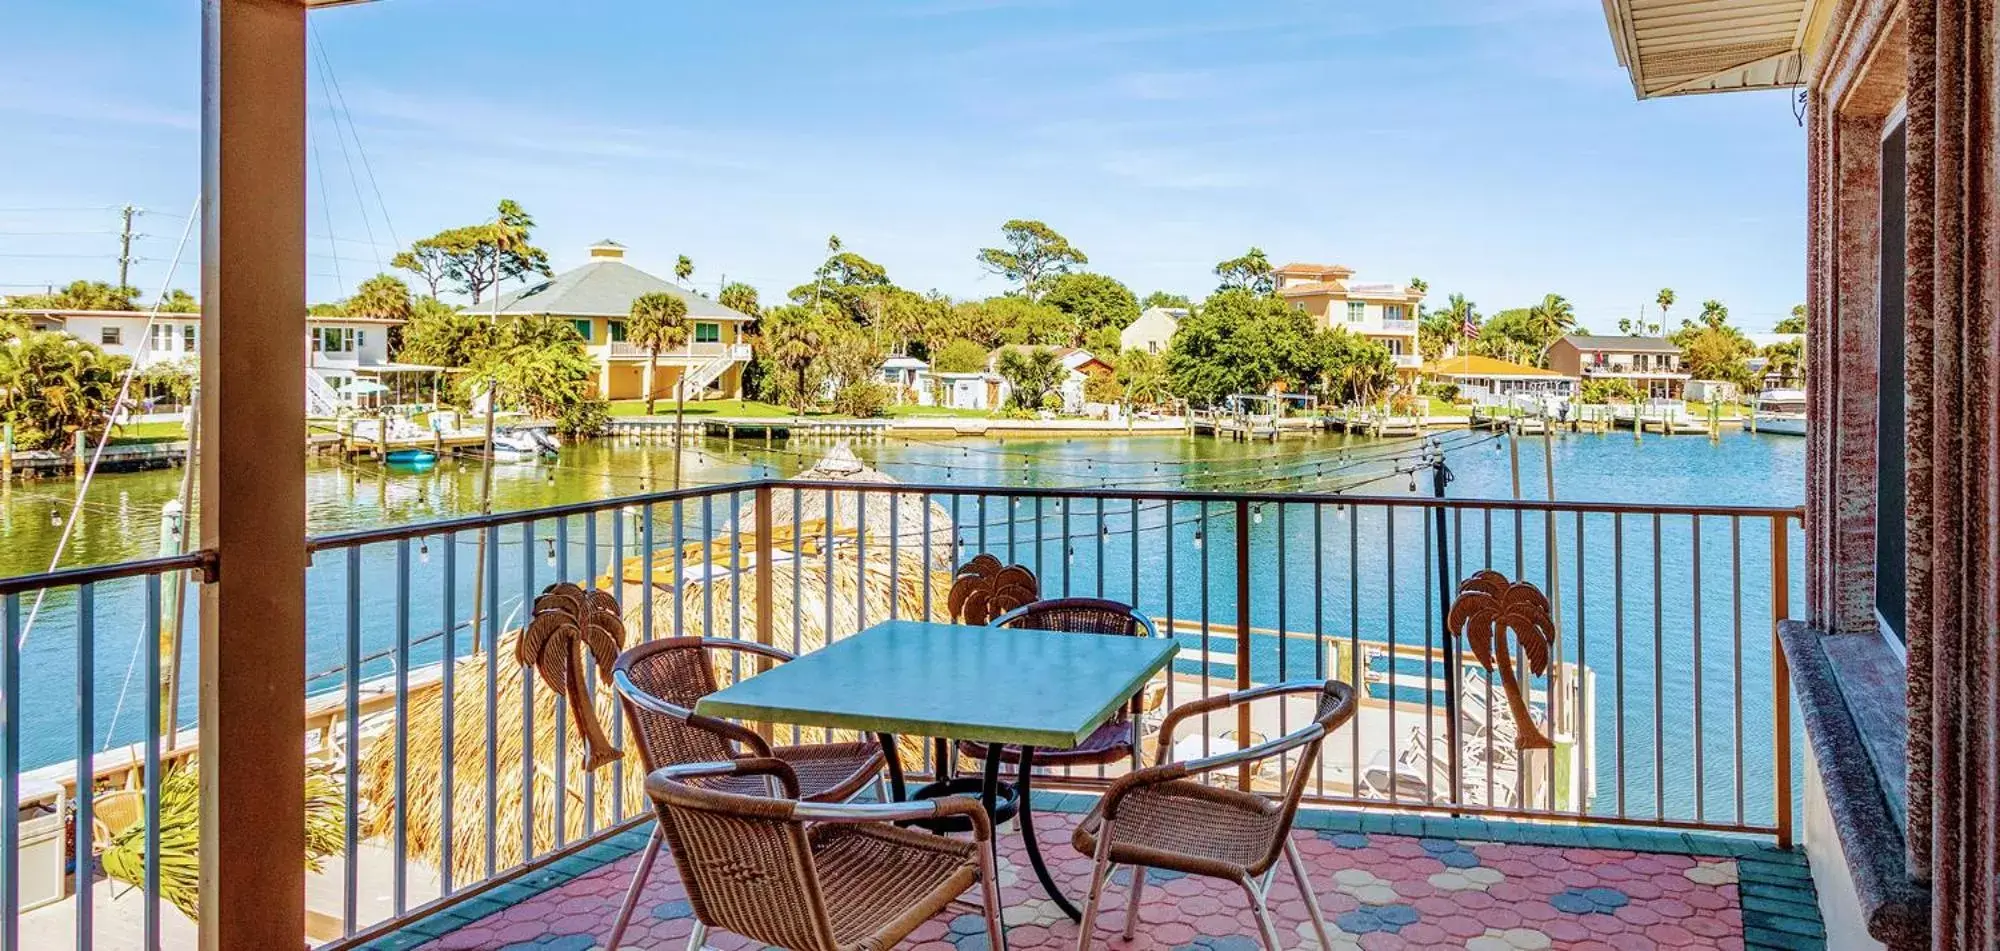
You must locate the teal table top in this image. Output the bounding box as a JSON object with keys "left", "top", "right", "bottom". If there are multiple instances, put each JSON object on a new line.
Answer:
{"left": 695, "top": 620, "right": 1179, "bottom": 749}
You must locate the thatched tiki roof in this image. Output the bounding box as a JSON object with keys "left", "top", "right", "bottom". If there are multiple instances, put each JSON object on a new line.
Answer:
{"left": 358, "top": 447, "right": 964, "bottom": 883}
{"left": 743, "top": 443, "right": 957, "bottom": 571}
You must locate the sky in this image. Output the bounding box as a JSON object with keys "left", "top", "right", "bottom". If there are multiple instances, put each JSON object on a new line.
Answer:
{"left": 0, "top": 0, "right": 1808, "bottom": 331}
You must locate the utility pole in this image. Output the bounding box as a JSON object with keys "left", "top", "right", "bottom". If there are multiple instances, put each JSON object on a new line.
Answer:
{"left": 117, "top": 205, "right": 139, "bottom": 289}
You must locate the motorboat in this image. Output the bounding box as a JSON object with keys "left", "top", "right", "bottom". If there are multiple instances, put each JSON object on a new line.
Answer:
{"left": 489, "top": 428, "right": 560, "bottom": 462}
{"left": 1753, "top": 388, "right": 1807, "bottom": 436}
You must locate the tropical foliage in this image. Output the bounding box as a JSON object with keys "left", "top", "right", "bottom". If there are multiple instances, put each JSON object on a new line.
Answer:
{"left": 99, "top": 763, "right": 345, "bottom": 920}
{"left": 1577, "top": 377, "right": 1642, "bottom": 404}
{"left": 975, "top": 220, "right": 1087, "bottom": 300}
{"left": 1140, "top": 290, "right": 1192, "bottom": 311}
{"left": 1212, "top": 247, "right": 1275, "bottom": 295}
{"left": 392, "top": 199, "right": 551, "bottom": 303}
{"left": 931, "top": 338, "right": 988, "bottom": 374}
{"left": 718, "top": 282, "right": 762, "bottom": 320}
{"left": 755, "top": 304, "right": 831, "bottom": 412}
{"left": 0, "top": 330, "right": 130, "bottom": 450}
{"left": 1163, "top": 289, "right": 1394, "bottom": 407}
{"left": 626, "top": 292, "right": 690, "bottom": 416}
{"left": 1041, "top": 272, "right": 1138, "bottom": 346}
{"left": 1116, "top": 347, "right": 1171, "bottom": 408}
{"left": 2, "top": 279, "right": 142, "bottom": 312}
{"left": 996, "top": 347, "right": 1066, "bottom": 411}
{"left": 1774, "top": 304, "right": 1806, "bottom": 334}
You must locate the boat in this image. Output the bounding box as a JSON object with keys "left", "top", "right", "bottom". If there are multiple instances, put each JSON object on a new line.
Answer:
{"left": 382, "top": 448, "right": 437, "bottom": 469}
{"left": 489, "top": 429, "right": 559, "bottom": 462}
{"left": 1753, "top": 388, "right": 1808, "bottom": 436}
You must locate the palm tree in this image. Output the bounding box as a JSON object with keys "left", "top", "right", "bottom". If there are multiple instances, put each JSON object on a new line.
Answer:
{"left": 763, "top": 307, "right": 826, "bottom": 412}
{"left": 675, "top": 255, "right": 695, "bottom": 288}
{"left": 346, "top": 273, "right": 413, "bottom": 321}
{"left": 1447, "top": 570, "right": 1557, "bottom": 751}
{"left": 1699, "top": 298, "right": 1729, "bottom": 329}
{"left": 1654, "top": 288, "right": 1675, "bottom": 336}
{"left": 1526, "top": 294, "right": 1577, "bottom": 352}
{"left": 627, "top": 292, "right": 690, "bottom": 416}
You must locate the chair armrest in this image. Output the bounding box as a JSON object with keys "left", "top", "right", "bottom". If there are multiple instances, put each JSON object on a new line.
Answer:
{"left": 612, "top": 668, "right": 774, "bottom": 758}
{"left": 792, "top": 796, "right": 995, "bottom": 841}
{"left": 650, "top": 757, "right": 801, "bottom": 799}
{"left": 691, "top": 637, "right": 797, "bottom": 666}
{"left": 1153, "top": 680, "right": 1353, "bottom": 765}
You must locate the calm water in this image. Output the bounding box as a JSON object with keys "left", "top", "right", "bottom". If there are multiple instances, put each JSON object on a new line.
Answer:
{"left": 4, "top": 427, "right": 1805, "bottom": 825}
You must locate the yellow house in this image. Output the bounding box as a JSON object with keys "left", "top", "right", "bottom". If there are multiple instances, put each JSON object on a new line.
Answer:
{"left": 1272, "top": 262, "right": 1425, "bottom": 375}
{"left": 487, "top": 240, "right": 754, "bottom": 401}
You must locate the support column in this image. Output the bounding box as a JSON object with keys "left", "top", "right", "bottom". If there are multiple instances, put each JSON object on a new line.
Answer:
{"left": 198, "top": 2, "right": 308, "bottom": 949}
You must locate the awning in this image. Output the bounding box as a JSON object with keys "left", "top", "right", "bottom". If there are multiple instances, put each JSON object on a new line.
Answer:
{"left": 1601, "top": 0, "right": 1835, "bottom": 100}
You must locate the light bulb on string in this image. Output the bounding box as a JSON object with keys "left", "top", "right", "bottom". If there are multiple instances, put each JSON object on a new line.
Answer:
{"left": 1066, "top": 545, "right": 1075, "bottom": 565}
{"left": 1192, "top": 529, "right": 1204, "bottom": 551}
{"left": 1252, "top": 505, "right": 1263, "bottom": 525}
{"left": 49, "top": 506, "right": 62, "bottom": 528}
{"left": 544, "top": 537, "right": 558, "bottom": 567}
{"left": 418, "top": 538, "right": 430, "bottom": 564}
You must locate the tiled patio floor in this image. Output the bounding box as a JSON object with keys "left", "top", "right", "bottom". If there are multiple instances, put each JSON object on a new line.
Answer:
{"left": 360, "top": 798, "right": 1825, "bottom": 951}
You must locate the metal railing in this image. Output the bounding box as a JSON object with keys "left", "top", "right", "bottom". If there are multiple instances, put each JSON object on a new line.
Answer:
{"left": 0, "top": 478, "right": 1802, "bottom": 950}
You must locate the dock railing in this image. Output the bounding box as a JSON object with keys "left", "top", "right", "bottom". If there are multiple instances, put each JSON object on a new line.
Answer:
{"left": 0, "top": 478, "right": 1802, "bottom": 950}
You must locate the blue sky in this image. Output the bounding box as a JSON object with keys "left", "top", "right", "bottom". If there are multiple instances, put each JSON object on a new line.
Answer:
{"left": 1, "top": 0, "right": 1807, "bottom": 330}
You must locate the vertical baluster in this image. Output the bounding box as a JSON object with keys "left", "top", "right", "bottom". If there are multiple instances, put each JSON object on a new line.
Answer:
{"left": 1386, "top": 506, "right": 1398, "bottom": 806}
{"left": 792, "top": 490, "right": 804, "bottom": 746}
{"left": 849, "top": 489, "right": 864, "bottom": 631}
{"left": 977, "top": 493, "right": 988, "bottom": 555}
{"left": 1423, "top": 504, "right": 1436, "bottom": 806}
{"left": 1129, "top": 498, "right": 1140, "bottom": 608}
{"left": 889, "top": 493, "right": 901, "bottom": 620}
{"left": 1061, "top": 497, "right": 1072, "bottom": 597}
{"left": 519, "top": 521, "right": 537, "bottom": 865}
{"left": 1030, "top": 497, "right": 1041, "bottom": 578}
{"left": 1313, "top": 502, "right": 1325, "bottom": 796}
{"left": 1234, "top": 499, "right": 1251, "bottom": 792}
{"left": 732, "top": 490, "right": 744, "bottom": 644}
{"left": 141, "top": 577, "right": 162, "bottom": 950}
{"left": 1692, "top": 515, "right": 1704, "bottom": 825}
{"left": 1348, "top": 504, "right": 1360, "bottom": 790}
{"left": 641, "top": 504, "right": 656, "bottom": 643}
{"left": 440, "top": 532, "right": 457, "bottom": 894}
{"left": 1732, "top": 516, "right": 1745, "bottom": 825}
{"left": 1095, "top": 496, "right": 1105, "bottom": 599}
{"left": 672, "top": 500, "right": 685, "bottom": 639}
{"left": 823, "top": 488, "right": 834, "bottom": 653}
{"left": 703, "top": 493, "right": 716, "bottom": 642}
{"left": 921, "top": 493, "right": 934, "bottom": 620}
{"left": 344, "top": 547, "right": 362, "bottom": 933}
{"left": 1574, "top": 512, "right": 1588, "bottom": 818}
{"left": 74, "top": 583, "right": 94, "bottom": 949}
{"left": 1164, "top": 498, "right": 1177, "bottom": 718}
{"left": 1276, "top": 503, "right": 1290, "bottom": 790}
{"left": 1007, "top": 494, "right": 1017, "bottom": 564}
{"left": 1652, "top": 513, "right": 1663, "bottom": 820}
{"left": 1613, "top": 513, "right": 1625, "bottom": 821}
{"left": 483, "top": 525, "right": 500, "bottom": 877}
{"left": 1545, "top": 507, "right": 1558, "bottom": 811}
{"left": 1198, "top": 502, "right": 1211, "bottom": 754}
{"left": 608, "top": 512, "right": 626, "bottom": 821}
{"left": 394, "top": 539, "right": 411, "bottom": 913}
{"left": 549, "top": 520, "right": 567, "bottom": 847}
{"left": 4, "top": 594, "right": 21, "bottom": 951}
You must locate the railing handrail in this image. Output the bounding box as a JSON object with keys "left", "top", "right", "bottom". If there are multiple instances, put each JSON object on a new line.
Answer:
{"left": 0, "top": 550, "right": 213, "bottom": 597}
{"left": 296, "top": 476, "right": 1804, "bottom": 553}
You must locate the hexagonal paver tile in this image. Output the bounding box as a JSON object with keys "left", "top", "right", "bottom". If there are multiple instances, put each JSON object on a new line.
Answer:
{"left": 1684, "top": 860, "right": 1740, "bottom": 886}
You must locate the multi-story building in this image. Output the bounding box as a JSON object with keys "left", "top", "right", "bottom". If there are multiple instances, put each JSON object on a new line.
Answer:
{"left": 1544, "top": 334, "right": 1689, "bottom": 399}
{"left": 486, "top": 240, "right": 754, "bottom": 401}
{"left": 1271, "top": 262, "right": 1425, "bottom": 373}
{"left": 1119, "top": 306, "right": 1185, "bottom": 354}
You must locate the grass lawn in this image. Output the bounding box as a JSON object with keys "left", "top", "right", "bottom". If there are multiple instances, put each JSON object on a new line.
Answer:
{"left": 107, "top": 420, "right": 188, "bottom": 446}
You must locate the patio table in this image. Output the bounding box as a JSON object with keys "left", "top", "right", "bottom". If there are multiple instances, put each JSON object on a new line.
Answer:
{"left": 697, "top": 618, "right": 1178, "bottom": 921}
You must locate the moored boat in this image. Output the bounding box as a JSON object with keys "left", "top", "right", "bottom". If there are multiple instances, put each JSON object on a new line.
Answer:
{"left": 1753, "top": 388, "right": 1808, "bottom": 435}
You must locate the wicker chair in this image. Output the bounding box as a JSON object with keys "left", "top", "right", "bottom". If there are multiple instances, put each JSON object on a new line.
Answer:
{"left": 1070, "top": 680, "right": 1356, "bottom": 951}
{"left": 648, "top": 758, "right": 1006, "bottom": 951}
{"left": 957, "top": 598, "right": 1159, "bottom": 771}
{"left": 607, "top": 638, "right": 888, "bottom": 951}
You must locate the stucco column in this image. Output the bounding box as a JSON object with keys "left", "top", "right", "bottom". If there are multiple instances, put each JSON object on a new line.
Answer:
{"left": 197, "top": 1, "right": 308, "bottom": 948}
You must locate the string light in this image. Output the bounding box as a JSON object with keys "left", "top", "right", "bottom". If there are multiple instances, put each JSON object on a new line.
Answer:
{"left": 1252, "top": 505, "right": 1263, "bottom": 525}
{"left": 418, "top": 538, "right": 430, "bottom": 564}
{"left": 1192, "top": 529, "right": 1204, "bottom": 551}
{"left": 544, "top": 537, "right": 557, "bottom": 567}
{"left": 49, "top": 506, "right": 62, "bottom": 528}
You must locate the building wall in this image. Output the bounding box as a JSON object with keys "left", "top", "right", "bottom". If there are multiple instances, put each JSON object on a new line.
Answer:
{"left": 1120, "top": 308, "right": 1181, "bottom": 353}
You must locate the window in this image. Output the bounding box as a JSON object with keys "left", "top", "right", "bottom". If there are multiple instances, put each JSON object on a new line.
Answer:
{"left": 608, "top": 320, "right": 627, "bottom": 343}
{"left": 570, "top": 319, "right": 593, "bottom": 342}
{"left": 695, "top": 322, "right": 721, "bottom": 344}
{"left": 355, "top": 330, "right": 365, "bottom": 348}
{"left": 1877, "top": 118, "right": 1908, "bottom": 639}
{"left": 100, "top": 327, "right": 121, "bottom": 346}
{"left": 315, "top": 327, "right": 356, "bottom": 354}
{"left": 183, "top": 325, "right": 197, "bottom": 350}
{"left": 1384, "top": 305, "right": 1403, "bottom": 321}
{"left": 152, "top": 323, "right": 174, "bottom": 351}
{"left": 1148, "top": 341, "right": 1159, "bottom": 353}
{"left": 1346, "top": 302, "right": 1365, "bottom": 322}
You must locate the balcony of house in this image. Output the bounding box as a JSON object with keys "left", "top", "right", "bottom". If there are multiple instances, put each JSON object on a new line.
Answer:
{"left": 1379, "top": 319, "right": 1419, "bottom": 336}
{"left": 3, "top": 479, "right": 1822, "bottom": 951}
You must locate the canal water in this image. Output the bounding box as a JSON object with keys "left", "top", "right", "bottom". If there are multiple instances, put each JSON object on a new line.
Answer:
{"left": 2, "top": 427, "right": 1805, "bottom": 825}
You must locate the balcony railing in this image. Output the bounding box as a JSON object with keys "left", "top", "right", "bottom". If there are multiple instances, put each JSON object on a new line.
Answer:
{"left": 0, "top": 478, "right": 1802, "bottom": 949}
{"left": 1379, "top": 318, "right": 1419, "bottom": 335}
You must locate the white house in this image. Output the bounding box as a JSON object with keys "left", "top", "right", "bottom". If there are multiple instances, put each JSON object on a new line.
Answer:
{"left": 1120, "top": 307, "right": 1185, "bottom": 354}
{"left": 878, "top": 355, "right": 931, "bottom": 405}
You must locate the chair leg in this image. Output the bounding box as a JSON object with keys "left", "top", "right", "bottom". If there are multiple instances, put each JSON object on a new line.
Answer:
{"left": 1121, "top": 866, "right": 1148, "bottom": 940}
{"left": 1239, "top": 875, "right": 1284, "bottom": 951}
{"left": 685, "top": 920, "right": 708, "bottom": 951}
{"left": 977, "top": 839, "right": 1009, "bottom": 951}
{"left": 1286, "top": 838, "right": 1333, "bottom": 950}
{"left": 1074, "top": 820, "right": 1115, "bottom": 951}
{"left": 605, "top": 824, "right": 663, "bottom": 951}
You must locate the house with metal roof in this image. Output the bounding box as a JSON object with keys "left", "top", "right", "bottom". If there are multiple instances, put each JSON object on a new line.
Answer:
{"left": 485, "top": 240, "right": 754, "bottom": 401}
{"left": 1422, "top": 354, "right": 1577, "bottom": 402}
{"left": 1545, "top": 334, "right": 1688, "bottom": 399}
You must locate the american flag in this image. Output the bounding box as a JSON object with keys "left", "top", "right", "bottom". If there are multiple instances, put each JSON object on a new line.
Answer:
{"left": 1460, "top": 315, "right": 1479, "bottom": 340}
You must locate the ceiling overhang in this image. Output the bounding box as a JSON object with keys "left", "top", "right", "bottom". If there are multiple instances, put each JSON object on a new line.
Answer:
{"left": 1601, "top": 0, "right": 1835, "bottom": 99}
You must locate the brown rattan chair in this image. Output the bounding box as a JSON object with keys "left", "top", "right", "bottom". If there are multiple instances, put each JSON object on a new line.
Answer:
{"left": 1070, "top": 680, "right": 1356, "bottom": 951}
{"left": 957, "top": 598, "right": 1160, "bottom": 771}
{"left": 607, "top": 638, "right": 888, "bottom": 951}
{"left": 648, "top": 758, "right": 1007, "bottom": 951}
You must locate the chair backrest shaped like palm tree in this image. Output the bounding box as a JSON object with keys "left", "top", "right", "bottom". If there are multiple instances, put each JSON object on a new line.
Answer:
{"left": 517, "top": 582, "right": 628, "bottom": 769}
{"left": 1445, "top": 570, "right": 1556, "bottom": 752}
